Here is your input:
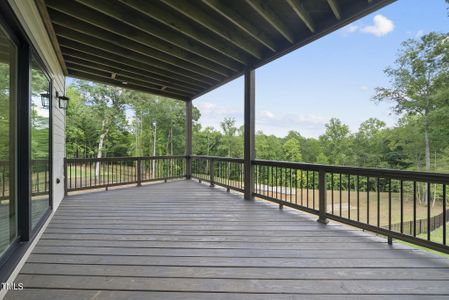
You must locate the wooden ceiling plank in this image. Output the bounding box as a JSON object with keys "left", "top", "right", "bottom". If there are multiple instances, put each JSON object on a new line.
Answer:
{"left": 286, "top": 0, "right": 316, "bottom": 32}
{"left": 202, "top": 0, "right": 278, "bottom": 52}
{"left": 68, "top": 69, "right": 188, "bottom": 100}
{"left": 46, "top": 0, "right": 241, "bottom": 73}
{"left": 245, "top": 0, "right": 295, "bottom": 44}
{"left": 117, "top": 0, "right": 254, "bottom": 64}
{"left": 327, "top": 0, "right": 342, "bottom": 20}
{"left": 58, "top": 38, "right": 212, "bottom": 89}
{"left": 158, "top": 0, "right": 265, "bottom": 59}
{"left": 67, "top": 62, "right": 193, "bottom": 98}
{"left": 67, "top": 64, "right": 192, "bottom": 98}
{"left": 71, "top": 0, "right": 246, "bottom": 70}
{"left": 49, "top": 9, "right": 232, "bottom": 78}
{"left": 64, "top": 57, "right": 199, "bottom": 95}
{"left": 54, "top": 24, "right": 222, "bottom": 83}
{"left": 61, "top": 47, "right": 202, "bottom": 92}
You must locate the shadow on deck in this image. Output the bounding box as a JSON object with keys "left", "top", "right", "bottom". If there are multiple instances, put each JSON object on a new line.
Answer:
{"left": 6, "top": 180, "right": 449, "bottom": 299}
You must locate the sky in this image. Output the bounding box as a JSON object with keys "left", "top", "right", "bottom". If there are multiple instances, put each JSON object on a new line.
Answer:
{"left": 194, "top": 0, "right": 449, "bottom": 138}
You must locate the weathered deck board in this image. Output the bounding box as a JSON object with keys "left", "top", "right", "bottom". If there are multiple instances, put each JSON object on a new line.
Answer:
{"left": 6, "top": 180, "right": 449, "bottom": 299}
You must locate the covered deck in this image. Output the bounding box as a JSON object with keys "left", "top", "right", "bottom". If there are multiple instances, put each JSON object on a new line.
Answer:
{"left": 6, "top": 180, "right": 449, "bottom": 299}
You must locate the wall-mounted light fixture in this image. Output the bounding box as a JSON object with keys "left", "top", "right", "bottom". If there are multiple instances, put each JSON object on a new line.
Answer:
{"left": 40, "top": 93, "right": 50, "bottom": 109}
{"left": 56, "top": 91, "right": 70, "bottom": 109}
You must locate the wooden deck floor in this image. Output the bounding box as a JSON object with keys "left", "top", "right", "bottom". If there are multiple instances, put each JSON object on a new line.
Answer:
{"left": 6, "top": 180, "right": 449, "bottom": 299}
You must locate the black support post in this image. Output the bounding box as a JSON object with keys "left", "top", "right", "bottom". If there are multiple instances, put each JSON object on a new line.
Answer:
{"left": 317, "top": 169, "right": 328, "bottom": 224}
{"left": 244, "top": 69, "right": 255, "bottom": 200}
{"left": 185, "top": 100, "right": 192, "bottom": 179}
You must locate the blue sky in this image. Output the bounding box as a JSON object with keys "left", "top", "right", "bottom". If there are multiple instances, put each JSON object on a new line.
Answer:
{"left": 194, "top": 0, "right": 449, "bottom": 138}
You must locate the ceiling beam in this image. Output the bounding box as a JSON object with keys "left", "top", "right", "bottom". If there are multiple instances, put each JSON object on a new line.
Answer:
{"left": 67, "top": 62, "right": 193, "bottom": 98}
{"left": 48, "top": 9, "right": 232, "bottom": 78}
{"left": 158, "top": 0, "right": 265, "bottom": 59}
{"left": 245, "top": 0, "right": 295, "bottom": 44}
{"left": 327, "top": 0, "right": 342, "bottom": 20}
{"left": 55, "top": 25, "right": 220, "bottom": 84}
{"left": 68, "top": 69, "right": 186, "bottom": 100}
{"left": 54, "top": 24, "right": 223, "bottom": 83}
{"left": 64, "top": 57, "right": 198, "bottom": 95}
{"left": 118, "top": 0, "right": 255, "bottom": 63}
{"left": 61, "top": 47, "right": 203, "bottom": 92}
{"left": 46, "top": 0, "right": 242, "bottom": 73}
{"left": 58, "top": 38, "right": 212, "bottom": 89}
{"left": 202, "top": 0, "right": 278, "bottom": 52}
{"left": 286, "top": 0, "right": 316, "bottom": 32}
{"left": 72, "top": 0, "right": 246, "bottom": 70}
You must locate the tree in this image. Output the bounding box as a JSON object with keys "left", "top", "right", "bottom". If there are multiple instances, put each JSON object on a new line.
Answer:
{"left": 354, "top": 118, "right": 386, "bottom": 167}
{"left": 283, "top": 138, "right": 302, "bottom": 162}
{"left": 72, "top": 80, "right": 127, "bottom": 176}
{"left": 319, "top": 118, "right": 353, "bottom": 165}
{"left": 373, "top": 32, "right": 449, "bottom": 173}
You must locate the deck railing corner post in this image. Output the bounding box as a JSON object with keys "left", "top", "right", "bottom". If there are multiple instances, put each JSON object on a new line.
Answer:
{"left": 317, "top": 169, "right": 328, "bottom": 224}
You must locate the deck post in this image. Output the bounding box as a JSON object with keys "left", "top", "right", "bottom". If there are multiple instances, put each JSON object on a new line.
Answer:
{"left": 185, "top": 99, "right": 192, "bottom": 179}
{"left": 317, "top": 169, "right": 329, "bottom": 224}
{"left": 244, "top": 69, "right": 255, "bottom": 200}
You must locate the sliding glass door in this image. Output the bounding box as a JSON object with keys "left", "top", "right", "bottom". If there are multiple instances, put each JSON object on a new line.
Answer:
{"left": 0, "top": 21, "right": 17, "bottom": 255}
{"left": 30, "top": 56, "right": 51, "bottom": 228}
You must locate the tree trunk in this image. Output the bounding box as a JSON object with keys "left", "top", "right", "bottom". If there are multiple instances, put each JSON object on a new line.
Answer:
{"left": 95, "top": 120, "right": 109, "bottom": 178}
{"left": 424, "top": 107, "right": 430, "bottom": 205}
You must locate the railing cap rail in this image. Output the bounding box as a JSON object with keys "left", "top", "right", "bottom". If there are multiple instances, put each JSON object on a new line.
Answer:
{"left": 253, "top": 159, "right": 449, "bottom": 183}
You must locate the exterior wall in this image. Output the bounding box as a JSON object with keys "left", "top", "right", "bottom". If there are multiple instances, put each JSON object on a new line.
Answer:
{"left": 0, "top": 2, "right": 66, "bottom": 297}
{"left": 8, "top": 0, "right": 66, "bottom": 209}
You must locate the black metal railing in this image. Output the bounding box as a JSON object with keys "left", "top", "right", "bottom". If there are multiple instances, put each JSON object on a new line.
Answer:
{"left": 191, "top": 156, "right": 244, "bottom": 192}
{"left": 1, "top": 160, "right": 50, "bottom": 200}
{"left": 64, "top": 156, "right": 186, "bottom": 193}
{"left": 0, "top": 161, "right": 8, "bottom": 200}
{"left": 253, "top": 159, "right": 449, "bottom": 254}
{"left": 61, "top": 155, "right": 449, "bottom": 253}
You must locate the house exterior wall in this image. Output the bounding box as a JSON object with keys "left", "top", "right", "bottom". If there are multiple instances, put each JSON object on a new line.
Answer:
{"left": 8, "top": 0, "right": 66, "bottom": 209}
{"left": 0, "top": 2, "right": 66, "bottom": 297}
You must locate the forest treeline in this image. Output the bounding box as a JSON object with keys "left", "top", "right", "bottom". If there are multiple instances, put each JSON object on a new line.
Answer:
{"left": 66, "top": 31, "right": 449, "bottom": 173}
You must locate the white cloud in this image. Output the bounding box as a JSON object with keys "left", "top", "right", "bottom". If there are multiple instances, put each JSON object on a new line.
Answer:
{"left": 359, "top": 85, "right": 369, "bottom": 91}
{"left": 260, "top": 110, "right": 275, "bottom": 119}
{"left": 360, "top": 15, "right": 394, "bottom": 37}
{"left": 346, "top": 24, "right": 359, "bottom": 33}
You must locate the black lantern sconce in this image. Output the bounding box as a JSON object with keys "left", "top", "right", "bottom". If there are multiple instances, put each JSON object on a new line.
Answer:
{"left": 40, "top": 93, "right": 50, "bottom": 109}
{"left": 57, "top": 91, "right": 70, "bottom": 110}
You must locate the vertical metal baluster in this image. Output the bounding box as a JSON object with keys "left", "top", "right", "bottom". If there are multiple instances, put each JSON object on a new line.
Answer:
{"left": 443, "top": 184, "right": 446, "bottom": 245}
{"left": 275, "top": 167, "right": 278, "bottom": 199}
{"left": 290, "top": 168, "right": 292, "bottom": 203}
{"left": 427, "top": 182, "right": 431, "bottom": 241}
{"left": 306, "top": 171, "right": 309, "bottom": 207}
{"left": 357, "top": 175, "right": 360, "bottom": 222}
{"left": 377, "top": 177, "right": 380, "bottom": 227}
{"left": 295, "top": 169, "right": 298, "bottom": 204}
{"left": 413, "top": 181, "right": 416, "bottom": 237}
{"left": 348, "top": 174, "right": 351, "bottom": 220}
{"left": 400, "top": 180, "right": 404, "bottom": 234}
{"left": 312, "top": 171, "right": 316, "bottom": 209}
{"left": 331, "top": 173, "right": 334, "bottom": 215}
{"left": 367, "top": 176, "right": 370, "bottom": 225}
{"left": 339, "top": 173, "right": 342, "bottom": 217}
{"left": 388, "top": 179, "right": 392, "bottom": 243}
{"left": 300, "top": 170, "right": 303, "bottom": 206}
{"left": 74, "top": 162, "right": 77, "bottom": 190}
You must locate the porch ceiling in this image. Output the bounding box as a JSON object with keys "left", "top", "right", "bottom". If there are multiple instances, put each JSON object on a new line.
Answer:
{"left": 37, "top": 0, "right": 394, "bottom": 101}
